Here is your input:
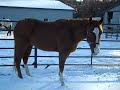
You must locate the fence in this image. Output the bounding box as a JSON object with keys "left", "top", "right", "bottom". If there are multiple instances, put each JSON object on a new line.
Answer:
{"left": 103, "top": 24, "right": 120, "bottom": 40}
{"left": 0, "top": 20, "right": 120, "bottom": 67}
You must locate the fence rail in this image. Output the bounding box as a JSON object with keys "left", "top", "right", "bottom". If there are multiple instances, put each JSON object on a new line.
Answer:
{"left": 0, "top": 37, "right": 120, "bottom": 67}
{"left": 1, "top": 64, "right": 120, "bottom": 67}
{"left": 1, "top": 20, "right": 120, "bottom": 67}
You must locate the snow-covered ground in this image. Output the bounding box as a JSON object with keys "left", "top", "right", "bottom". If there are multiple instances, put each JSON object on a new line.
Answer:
{"left": 0, "top": 31, "right": 120, "bottom": 90}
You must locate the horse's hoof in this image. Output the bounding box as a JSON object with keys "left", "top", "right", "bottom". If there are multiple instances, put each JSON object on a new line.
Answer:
{"left": 18, "top": 75, "right": 23, "bottom": 79}
{"left": 19, "top": 76, "right": 23, "bottom": 79}
{"left": 27, "top": 73, "right": 31, "bottom": 77}
{"left": 61, "top": 82, "right": 65, "bottom": 86}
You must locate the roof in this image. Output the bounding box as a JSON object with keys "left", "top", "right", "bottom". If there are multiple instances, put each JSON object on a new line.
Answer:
{"left": 99, "top": 2, "right": 120, "bottom": 16}
{"left": 105, "top": 2, "right": 120, "bottom": 12}
{"left": 0, "top": 0, "right": 74, "bottom": 10}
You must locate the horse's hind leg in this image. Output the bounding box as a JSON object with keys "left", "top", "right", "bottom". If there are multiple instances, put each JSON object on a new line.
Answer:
{"left": 23, "top": 45, "right": 32, "bottom": 76}
{"left": 14, "top": 39, "right": 28, "bottom": 78}
{"left": 59, "top": 52, "right": 70, "bottom": 86}
{"left": 14, "top": 51, "right": 22, "bottom": 78}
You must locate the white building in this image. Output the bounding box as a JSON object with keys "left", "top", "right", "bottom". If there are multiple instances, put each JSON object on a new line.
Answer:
{"left": 103, "top": 3, "right": 120, "bottom": 32}
{"left": 0, "top": 0, "right": 74, "bottom": 21}
{"left": 104, "top": 4, "right": 120, "bottom": 25}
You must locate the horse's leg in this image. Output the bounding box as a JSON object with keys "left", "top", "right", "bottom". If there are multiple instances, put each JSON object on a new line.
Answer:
{"left": 59, "top": 52, "right": 70, "bottom": 86}
{"left": 14, "top": 39, "right": 28, "bottom": 78}
{"left": 23, "top": 45, "right": 32, "bottom": 76}
{"left": 14, "top": 52, "right": 22, "bottom": 78}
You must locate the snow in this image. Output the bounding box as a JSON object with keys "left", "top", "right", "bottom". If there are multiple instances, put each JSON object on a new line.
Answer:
{"left": 0, "top": 66, "right": 120, "bottom": 90}
{"left": 0, "top": 0, "right": 74, "bottom": 10}
{"left": 0, "top": 31, "right": 120, "bottom": 90}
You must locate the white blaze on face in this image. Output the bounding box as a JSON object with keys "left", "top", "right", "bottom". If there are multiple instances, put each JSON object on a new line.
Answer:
{"left": 93, "top": 27, "right": 100, "bottom": 55}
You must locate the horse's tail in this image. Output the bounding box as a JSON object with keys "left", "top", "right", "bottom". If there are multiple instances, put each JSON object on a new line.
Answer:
{"left": 13, "top": 53, "right": 17, "bottom": 72}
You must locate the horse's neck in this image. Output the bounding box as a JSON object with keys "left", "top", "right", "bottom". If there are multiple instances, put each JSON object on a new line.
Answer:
{"left": 74, "top": 21, "right": 88, "bottom": 44}
{"left": 71, "top": 29, "right": 87, "bottom": 46}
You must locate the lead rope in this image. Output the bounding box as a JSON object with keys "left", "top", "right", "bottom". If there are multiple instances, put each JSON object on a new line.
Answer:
{"left": 86, "top": 30, "right": 93, "bottom": 65}
{"left": 91, "top": 53, "right": 93, "bottom": 65}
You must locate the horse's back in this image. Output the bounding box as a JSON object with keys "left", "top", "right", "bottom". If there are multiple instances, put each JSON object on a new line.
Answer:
{"left": 14, "top": 18, "right": 57, "bottom": 38}
{"left": 14, "top": 18, "right": 58, "bottom": 51}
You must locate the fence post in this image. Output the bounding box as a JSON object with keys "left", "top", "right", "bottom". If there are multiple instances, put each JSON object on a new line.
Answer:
{"left": 116, "top": 32, "right": 119, "bottom": 40}
{"left": 91, "top": 53, "right": 93, "bottom": 65}
{"left": 34, "top": 48, "right": 37, "bottom": 68}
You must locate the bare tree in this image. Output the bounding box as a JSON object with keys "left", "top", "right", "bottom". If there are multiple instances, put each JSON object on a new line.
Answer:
{"left": 59, "top": 0, "right": 120, "bottom": 18}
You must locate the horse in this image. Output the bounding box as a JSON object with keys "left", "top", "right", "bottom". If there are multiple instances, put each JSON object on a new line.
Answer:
{"left": 14, "top": 17, "right": 103, "bottom": 86}
{"left": 0, "top": 18, "right": 12, "bottom": 36}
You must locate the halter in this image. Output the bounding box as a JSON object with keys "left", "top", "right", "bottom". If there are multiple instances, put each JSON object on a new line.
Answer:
{"left": 87, "top": 41, "right": 99, "bottom": 46}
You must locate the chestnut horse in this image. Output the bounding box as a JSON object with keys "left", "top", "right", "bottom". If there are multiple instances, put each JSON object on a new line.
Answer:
{"left": 14, "top": 17, "right": 103, "bottom": 86}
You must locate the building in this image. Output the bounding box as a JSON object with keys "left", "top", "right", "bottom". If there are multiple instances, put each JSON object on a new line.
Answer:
{"left": 0, "top": 0, "right": 74, "bottom": 22}
{"left": 104, "top": 3, "right": 120, "bottom": 25}
{"left": 103, "top": 3, "right": 120, "bottom": 38}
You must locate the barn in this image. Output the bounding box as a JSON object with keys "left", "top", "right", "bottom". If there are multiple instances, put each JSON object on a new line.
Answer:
{"left": 104, "top": 3, "right": 120, "bottom": 25}
{"left": 103, "top": 3, "right": 120, "bottom": 38}
{"left": 0, "top": 0, "right": 74, "bottom": 21}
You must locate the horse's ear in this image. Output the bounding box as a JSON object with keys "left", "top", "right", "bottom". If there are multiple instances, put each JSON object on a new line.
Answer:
{"left": 99, "top": 17, "right": 103, "bottom": 24}
{"left": 89, "top": 17, "right": 92, "bottom": 24}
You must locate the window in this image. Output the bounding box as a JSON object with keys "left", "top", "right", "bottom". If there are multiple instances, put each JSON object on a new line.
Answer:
{"left": 108, "top": 11, "right": 113, "bottom": 24}
{"left": 44, "top": 18, "right": 48, "bottom": 21}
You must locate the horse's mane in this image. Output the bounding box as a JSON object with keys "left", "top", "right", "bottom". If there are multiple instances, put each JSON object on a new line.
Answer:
{"left": 55, "top": 18, "right": 89, "bottom": 22}
{"left": 23, "top": 18, "right": 89, "bottom": 24}
{"left": 21, "top": 17, "right": 101, "bottom": 25}
{"left": 54, "top": 18, "right": 90, "bottom": 28}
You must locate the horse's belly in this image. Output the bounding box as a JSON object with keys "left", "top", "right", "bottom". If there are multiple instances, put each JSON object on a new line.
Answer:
{"left": 31, "top": 39, "right": 58, "bottom": 51}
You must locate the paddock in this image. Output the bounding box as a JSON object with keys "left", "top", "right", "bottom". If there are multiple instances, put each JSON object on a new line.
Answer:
{"left": 0, "top": 21, "right": 120, "bottom": 90}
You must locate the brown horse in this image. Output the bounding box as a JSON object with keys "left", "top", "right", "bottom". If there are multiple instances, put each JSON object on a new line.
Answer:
{"left": 14, "top": 17, "right": 103, "bottom": 86}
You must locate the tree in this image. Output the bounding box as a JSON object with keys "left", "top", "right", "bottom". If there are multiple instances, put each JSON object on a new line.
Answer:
{"left": 59, "top": 0, "right": 120, "bottom": 18}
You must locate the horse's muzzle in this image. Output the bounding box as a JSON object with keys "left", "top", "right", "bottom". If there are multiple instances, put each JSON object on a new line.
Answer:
{"left": 93, "top": 47, "right": 100, "bottom": 55}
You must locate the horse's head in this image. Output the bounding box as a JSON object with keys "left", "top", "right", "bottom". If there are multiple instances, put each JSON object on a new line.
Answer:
{"left": 87, "top": 17, "right": 103, "bottom": 55}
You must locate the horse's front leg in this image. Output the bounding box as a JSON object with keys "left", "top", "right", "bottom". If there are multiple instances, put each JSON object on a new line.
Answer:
{"left": 59, "top": 52, "right": 70, "bottom": 86}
